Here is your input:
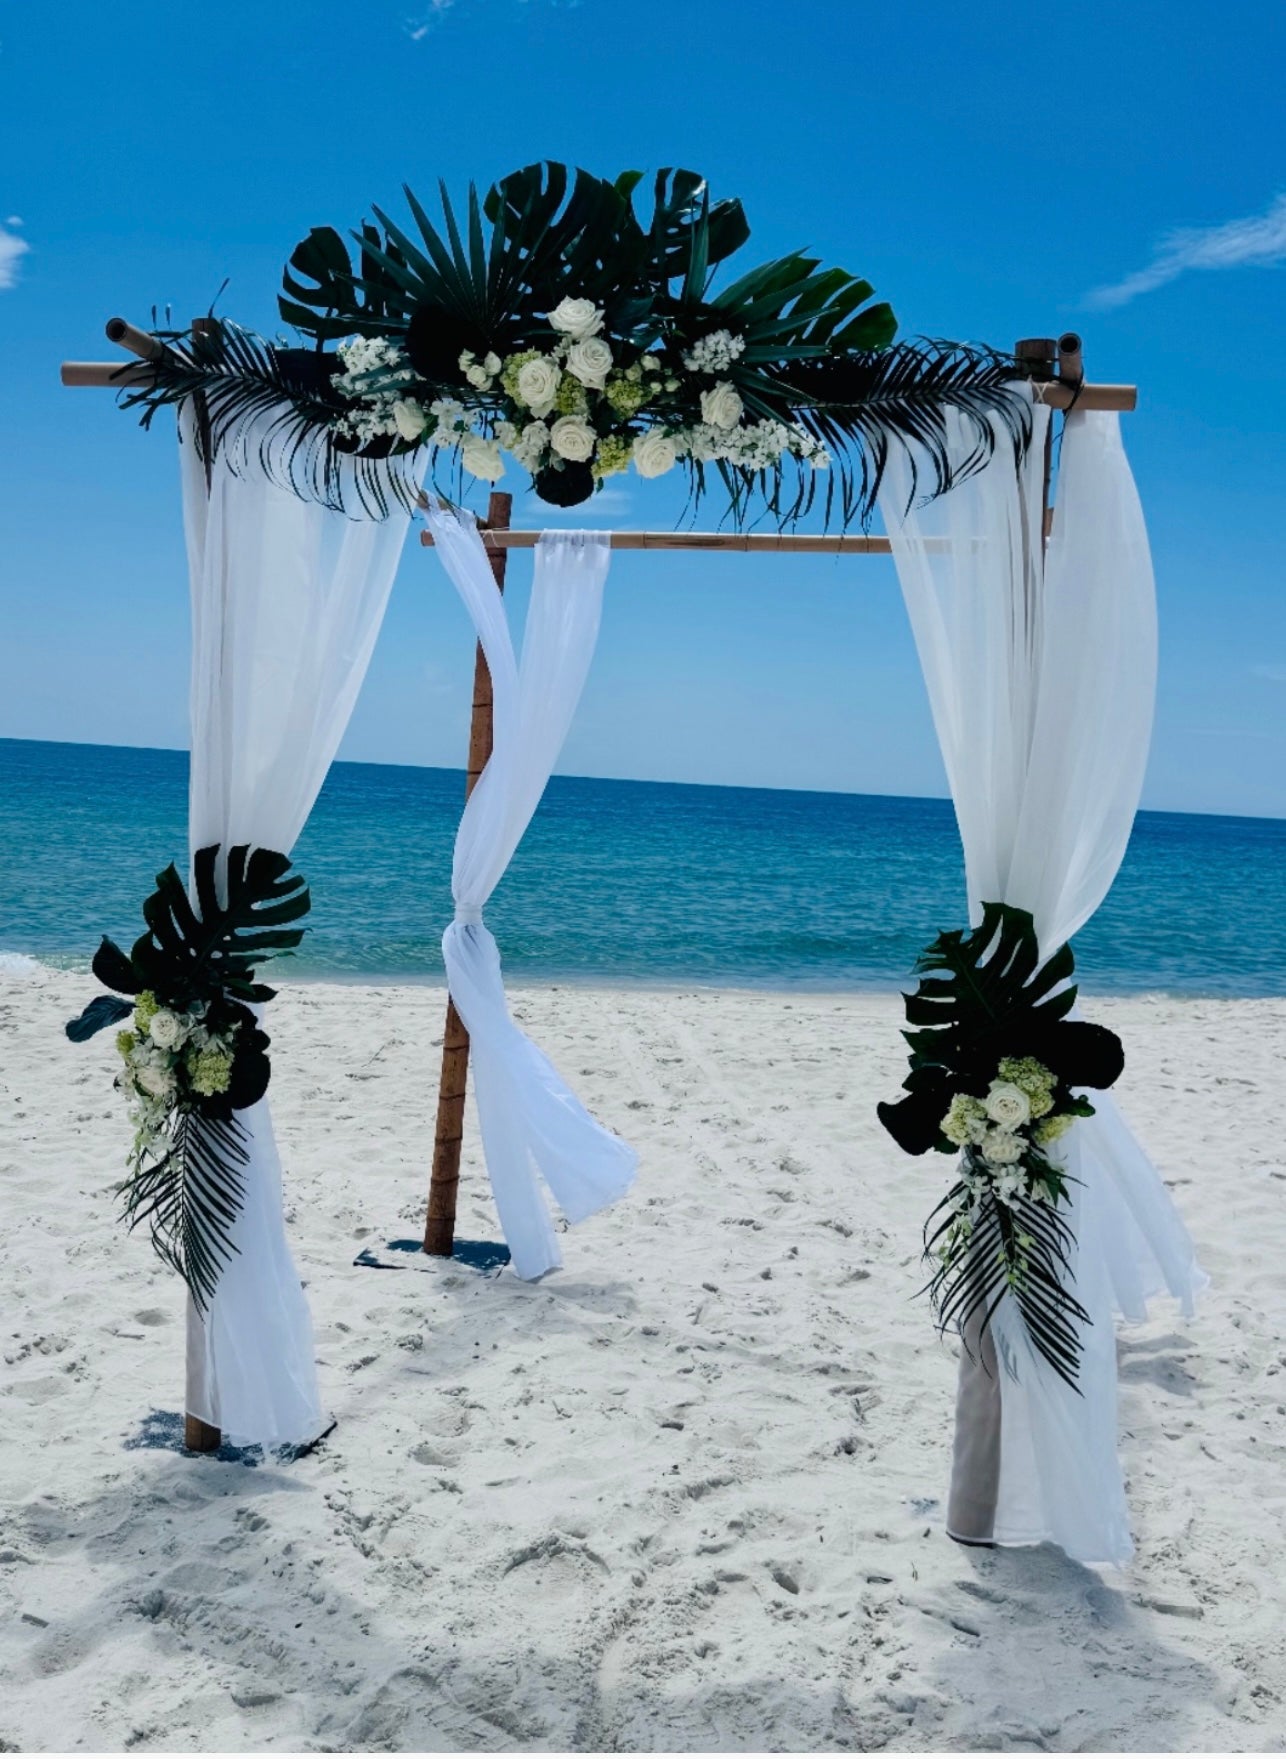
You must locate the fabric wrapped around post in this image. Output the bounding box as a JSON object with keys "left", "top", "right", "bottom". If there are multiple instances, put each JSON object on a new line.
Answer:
{"left": 427, "top": 509, "right": 638, "bottom": 1280}
{"left": 880, "top": 393, "right": 1205, "bottom": 1565}
{"left": 179, "top": 408, "right": 423, "bottom": 1446}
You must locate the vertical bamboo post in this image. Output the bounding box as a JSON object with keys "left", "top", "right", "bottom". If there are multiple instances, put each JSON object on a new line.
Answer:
{"left": 185, "top": 315, "right": 223, "bottom": 1456}
{"left": 423, "top": 489, "right": 512, "bottom": 1256}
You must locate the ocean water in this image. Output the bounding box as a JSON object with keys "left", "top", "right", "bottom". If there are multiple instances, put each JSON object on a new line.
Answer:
{"left": 2, "top": 737, "right": 1285, "bottom": 996}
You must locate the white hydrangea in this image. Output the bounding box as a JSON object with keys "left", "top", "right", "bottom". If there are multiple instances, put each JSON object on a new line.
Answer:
{"left": 682, "top": 329, "right": 746, "bottom": 374}
{"left": 512, "top": 421, "right": 551, "bottom": 470}
{"left": 981, "top": 1127, "right": 1024, "bottom": 1166}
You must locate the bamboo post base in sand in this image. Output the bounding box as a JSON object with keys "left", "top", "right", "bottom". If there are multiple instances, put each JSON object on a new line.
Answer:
{"left": 184, "top": 1413, "right": 221, "bottom": 1452}
{"left": 423, "top": 489, "right": 512, "bottom": 1257}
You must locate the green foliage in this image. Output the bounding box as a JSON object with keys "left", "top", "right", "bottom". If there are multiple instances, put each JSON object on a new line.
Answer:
{"left": 121, "top": 1110, "right": 249, "bottom": 1314}
{"left": 878, "top": 902, "right": 1125, "bottom": 1392}
{"left": 925, "top": 1173, "right": 1092, "bottom": 1393}
{"left": 115, "top": 161, "right": 1031, "bottom": 525}
{"left": 66, "top": 844, "right": 310, "bottom": 1311}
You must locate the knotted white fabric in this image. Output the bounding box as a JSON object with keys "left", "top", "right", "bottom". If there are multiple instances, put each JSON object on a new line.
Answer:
{"left": 881, "top": 394, "right": 1204, "bottom": 1564}
{"left": 427, "top": 509, "right": 638, "bottom": 1279}
{"left": 179, "top": 410, "right": 421, "bottom": 1445}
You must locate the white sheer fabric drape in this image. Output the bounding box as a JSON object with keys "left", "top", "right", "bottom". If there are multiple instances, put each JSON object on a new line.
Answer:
{"left": 881, "top": 395, "right": 1204, "bottom": 1564}
{"left": 179, "top": 410, "right": 421, "bottom": 1445}
{"left": 427, "top": 510, "right": 637, "bottom": 1280}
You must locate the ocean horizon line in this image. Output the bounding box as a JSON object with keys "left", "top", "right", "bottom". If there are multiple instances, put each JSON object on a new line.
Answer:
{"left": 2, "top": 734, "right": 1283, "bottom": 828}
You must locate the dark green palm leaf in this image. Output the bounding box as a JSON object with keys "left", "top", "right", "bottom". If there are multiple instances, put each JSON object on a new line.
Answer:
{"left": 118, "top": 320, "right": 420, "bottom": 517}
{"left": 121, "top": 1110, "right": 249, "bottom": 1314}
{"left": 129, "top": 844, "right": 310, "bottom": 1007}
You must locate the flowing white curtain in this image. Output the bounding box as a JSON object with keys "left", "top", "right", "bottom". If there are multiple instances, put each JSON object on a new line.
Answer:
{"left": 426, "top": 509, "right": 637, "bottom": 1280}
{"left": 180, "top": 411, "right": 421, "bottom": 1445}
{"left": 881, "top": 395, "right": 1204, "bottom": 1564}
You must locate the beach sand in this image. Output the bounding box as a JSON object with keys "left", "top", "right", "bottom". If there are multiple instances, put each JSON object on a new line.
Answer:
{"left": 2, "top": 963, "right": 1284, "bottom": 1752}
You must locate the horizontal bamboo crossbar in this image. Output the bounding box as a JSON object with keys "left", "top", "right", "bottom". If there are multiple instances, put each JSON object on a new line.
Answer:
{"left": 422, "top": 528, "right": 895, "bottom": 553}
{"left": 59, "top": 357, "right": 1137, "bottom": 414}
{"left": 418, "top": 528, "right": 1064, "bottom": 555}
{"left": 61, "top": 361, "right": 157, "bottom": 387}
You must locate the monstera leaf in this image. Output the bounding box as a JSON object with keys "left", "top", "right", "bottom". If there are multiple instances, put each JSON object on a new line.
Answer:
{"left": 129, "top": 844, "right": 310, "bottom": 1005}
{"left": 877, "top": 902, "right": 1123, "bottom": 1156}
{"left": 66, "top": 844, "right": 309, "bottom": 1039}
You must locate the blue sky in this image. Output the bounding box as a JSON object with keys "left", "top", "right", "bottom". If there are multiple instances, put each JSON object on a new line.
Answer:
{"left": 2, "top": 0, "right": 1284, "bottom": 815}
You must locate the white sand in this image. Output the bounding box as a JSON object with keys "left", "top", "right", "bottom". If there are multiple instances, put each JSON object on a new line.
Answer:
{"left": 2, "top": 964, "right": 1284, "bottom": 1753}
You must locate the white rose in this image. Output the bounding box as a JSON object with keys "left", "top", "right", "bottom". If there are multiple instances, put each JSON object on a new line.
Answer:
{"left": 632, "top": 430, "right": 678, "bottom": 478}
{"left": 984, "top": 1081, "right": 1032, "bottom": 1130}
{"left": 460, "top": 435, "right": 505, "bottom": 481}
{"left": 483, "top": 352, "right": 501, "bottom": 375}
{"left": 548, "top": 297, "right": 604, "bottom": 341}
{"left": 515, "top": 356, "right": 561, "bottom": 415}
{"left": 465, "top": 363, "right": 492, "bottom": 389}
{"left": 700, "top": 381, "right": 743, "bottom": 431}
{"left": 148, "top": 1009, "right": 183, "bottom": 1051}
{"left": 135, "top": 1060, "right": 175, "bottom": 1099}
{"left": 393, "top": 399, "right": 427, "bottom": 443}
{"left": 549, "top": 415, "right": 595, "bottom": 463}
{"left": 565, "top": 335, "right": 613, "bottom": 390}
{"left": 982, "top": 1127, "right": 1024, "bottom": 1166}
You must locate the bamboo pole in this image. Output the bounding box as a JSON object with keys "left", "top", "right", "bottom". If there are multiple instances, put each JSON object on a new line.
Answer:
{"left": 185, "top": 315, "right": 222, "bottom": 1457}
{"left": 423, "top": 489, "right": 512, "bottom": 1258}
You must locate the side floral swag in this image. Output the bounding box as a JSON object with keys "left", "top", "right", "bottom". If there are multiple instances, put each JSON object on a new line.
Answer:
{"left": 116, "top": 161, "right": 1031, "bottom": 523}
{"left": 877, "top": 903, "right": 1125, "bottom": 1391}
{"left": 66, "top": 846, "right": 310, "bottom": 1309}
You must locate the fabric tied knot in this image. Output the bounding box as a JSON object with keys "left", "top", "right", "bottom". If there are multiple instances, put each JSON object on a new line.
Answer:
{"left": 454, "top": 904, "right": 484, "bottom": 926}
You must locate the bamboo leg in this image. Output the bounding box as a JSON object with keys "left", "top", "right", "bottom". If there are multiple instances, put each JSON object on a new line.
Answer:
{"left": 185, "top": 317, "right": 222, "bottom": 1454}
{"left": 423, "top": 489, "right": 512, "bottom": 1256}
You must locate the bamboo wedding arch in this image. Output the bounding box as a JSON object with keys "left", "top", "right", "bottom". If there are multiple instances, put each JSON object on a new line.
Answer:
{"left": 63, "top": 320, "right": 1136, "bottom": 1450}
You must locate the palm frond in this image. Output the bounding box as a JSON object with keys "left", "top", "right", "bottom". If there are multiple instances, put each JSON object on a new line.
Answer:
{"left": 118, "top": 321, "right": 421, "bottom": 517}
{"left": 121, "top": 1111, "right": 249, "bottom": 1314}
{"left": 782, "top": 341, "right": 1033, "bottom": 526}
{"left": 926, "top": 1176, "right": 1092, "bottom": 1393}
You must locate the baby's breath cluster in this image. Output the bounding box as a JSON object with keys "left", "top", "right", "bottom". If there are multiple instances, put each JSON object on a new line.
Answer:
{"left": 332, "top": 336, "right": 415, "bottom": 448}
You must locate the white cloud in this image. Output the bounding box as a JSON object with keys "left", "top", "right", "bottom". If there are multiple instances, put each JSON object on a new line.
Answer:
{"left": 405, "top": 0, "right": 457, "bottom": 35}
{"left": 0, "top": 221, "right": 29, "bottom": 291}
{"left": 1087, "top": 192, "right": 1286, "bottom": 309}
{"left": 1251, "top": 663, "right": 1286, "bottom": 684}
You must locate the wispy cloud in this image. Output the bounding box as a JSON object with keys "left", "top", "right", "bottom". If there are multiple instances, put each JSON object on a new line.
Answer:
{"left": 1251, "top": 663, "right": 1286, "bottom": 684}
{"left": 406, "top": 0, "right": 580, "bottom": 35}
{"left": 1086, "top": 192, "right": 1286, "bottom": 309}
{"left": 0, "top": 219, "right": 29, "bottom": 291}
{"left": 405, "top": 0, "right": 456, "bottom": 38}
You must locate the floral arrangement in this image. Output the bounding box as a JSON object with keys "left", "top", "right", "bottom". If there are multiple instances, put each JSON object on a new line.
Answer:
{"left": 118, "top": 161, "right": 1031, "bottom": 522}
{"left": 329, "top": 294, "right": 831, "bottom": 509}
{"left": 877, "top": 902, "right": 1125, "bottom": 1389}
{"left": 66, "top": 845, "right": 310, "bottom": 1308}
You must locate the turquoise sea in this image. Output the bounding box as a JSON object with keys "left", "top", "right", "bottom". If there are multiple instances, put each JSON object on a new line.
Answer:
{"left": 2, "top": 737, "right": 1284, "bottom": 996}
